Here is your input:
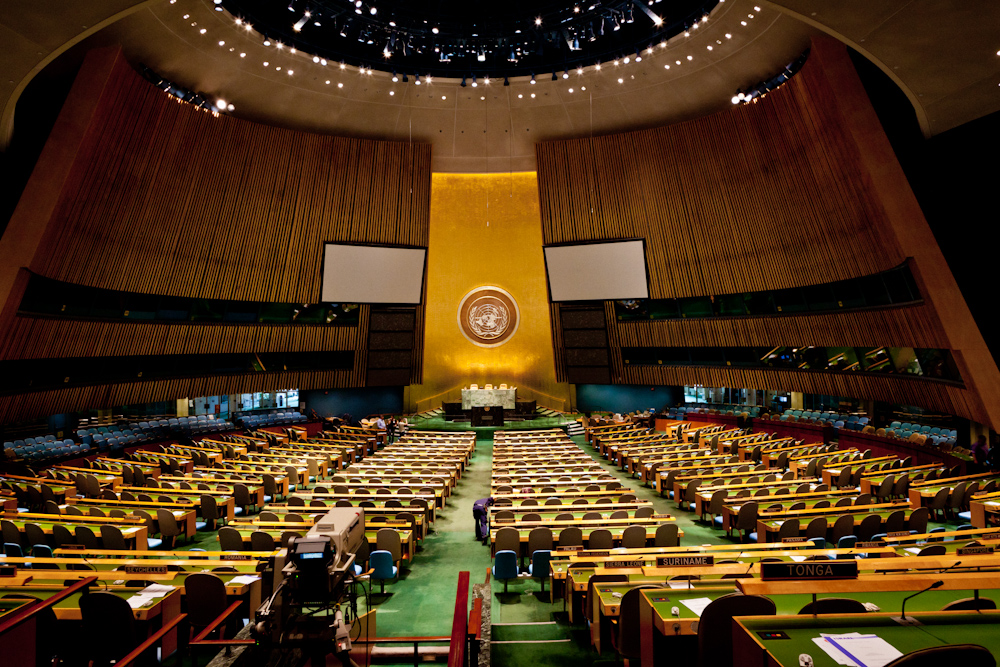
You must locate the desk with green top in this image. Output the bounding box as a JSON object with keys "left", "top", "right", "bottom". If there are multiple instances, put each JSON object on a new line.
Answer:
{"left": 858, "top": 466, "right": 947, "bottom": 495}
{"left": 716, "top": 492, "right": 861, "bottom": 531}
{"left": 754, "top": 503, "right": 913, "bottom": 543}
{"left": 733, "top": 611, "right": 1000, "bottom": 667}
{"left": 636, "top": 574, "right": 1000, "bottom": 667}
{"left": 118, "top": 485, "right": 240, "bottom": 520}
{"left": 2, "top": 512, "right": 149, "bottom": 549}
{"left": 490, "top": 521, "right": 678, "bottom": 555}
{"left": 227, "top": 521, "right": 417, "bottom": 561}
{"left": 60, "top": 499, "right": 199, "bottom": 538}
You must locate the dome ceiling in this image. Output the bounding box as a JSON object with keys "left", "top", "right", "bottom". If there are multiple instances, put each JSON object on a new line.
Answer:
{"left": 219, "top": 0, "right": 719, "bottom": 78}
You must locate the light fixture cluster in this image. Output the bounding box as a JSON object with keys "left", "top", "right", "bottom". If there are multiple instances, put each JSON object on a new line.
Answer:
{"left": 731, "top": 48, "right": 808, "bottom": 105}
{"left": 139, "top": 65, "right": 234, "bottom": 115}
{"left": 217, "top": 0, "right": 721, "bottom": 80}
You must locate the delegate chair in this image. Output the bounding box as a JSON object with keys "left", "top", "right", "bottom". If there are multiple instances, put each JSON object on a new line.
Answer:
{"left": 184, "top": 573, "right": 232, "bottom": 639}
{"left": 99, "top": 525, "right": 127, "bottom": 551}
{"left": 492, "top": 550, "right": 519, "bottom": 594}
{"left": 157, "top": 509, "right": 184, "bottom": 548}
{"left": 558, "top": 526, "right": 583, "bottom": 549}
{"left": 798, "top": 598, "right": 867, "bottom": 614}
{"left": 621, "top": 525, "right": 647, "bottom": 549}
{"left": 655, "top": 523, "right": 679, "bottom": 547}
{"left": 376, "top": 528, "right": 402, "bottom": 565}
{"left": 612, "top": 585, "right": 660, "bottom": 663}
{"left": 250, "top": 531, "right": 276, "bottom": 551}
{"left": 698, "top": 594, "right": 776, "bottom": 667}
{"left": 218, "top": 527, "right": 244, "bottom": 551}
{"left": 79, "top": 592, "right": 145, "bottom": 666}
{"left": 369, "top": 550, "right": 397, "bottom": 594}
{"left": 528, "top": 550, "right": 552, "bottom": 599}
{"left": 588, "top": 529, "right": 613, "bottom": 550}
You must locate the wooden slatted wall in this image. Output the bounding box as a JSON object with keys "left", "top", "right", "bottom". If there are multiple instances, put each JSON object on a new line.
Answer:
{"left": 535, "top": 40, "right": 991, "bottom": 426}
{"left": 34, "top": 55, "right": 430, "bottom": 301}
{"left": 536, "top": 48, "right": 904, "bottom": 299}
{"left": 0, "top": 50, "right": 431, "bottom": 422}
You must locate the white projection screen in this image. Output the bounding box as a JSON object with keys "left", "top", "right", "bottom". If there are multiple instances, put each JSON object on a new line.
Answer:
{"left": 321, "top": 244, "right": 426, "bottom": 304}
{"left": 544, "top": 239, "right": 650, "bottom": 301}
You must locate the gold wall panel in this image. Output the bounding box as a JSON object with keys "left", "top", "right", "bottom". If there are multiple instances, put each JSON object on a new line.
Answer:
{"left": 406, "top": 173, "right": 570, "bottom": 412}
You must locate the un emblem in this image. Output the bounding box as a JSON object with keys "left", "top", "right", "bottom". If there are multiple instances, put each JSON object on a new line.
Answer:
{"left": 458, "top": 287, "right": 519, "bottom": 348}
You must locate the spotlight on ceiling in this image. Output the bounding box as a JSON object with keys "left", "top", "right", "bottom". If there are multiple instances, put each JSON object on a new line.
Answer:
{"left": 503, "top": 76, "right": 509, "bottom": 86}
{"left": 461, "top": 76, "right": 467, "bottom": 87}
{"left": 471, "top": 74, "right": 478, "bottom": 87}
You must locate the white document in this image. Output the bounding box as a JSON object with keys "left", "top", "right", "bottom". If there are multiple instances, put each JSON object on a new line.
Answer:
{"left": 141, "top": 584, "right": 174, "bottom": 597}
{"left": 668, "top": 580, "right": 692, "bottom": 589}
{"left": 904, "top": 547, "right": 921, "bottom": 555}
{"left": 790, "top": 555, "right": 807, "bottom": 562}
{"left": 812, "top": 637, "right": 857, "bottom": 666}
{"left": 230, "top": 575, "right": 262, "bottom": 585}
{"left": 820, "top": 633, "right": 903, "bottom": 667}
{"left": 679, "top": 597, "right": 713, "bottom": 617}
{"left": 127, "top": 595, "right": 152, "bottom": 609}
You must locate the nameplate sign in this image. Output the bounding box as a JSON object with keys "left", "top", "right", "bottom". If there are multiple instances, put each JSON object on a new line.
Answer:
{"left": 856, "top": 541, "right": 887, "bottom": 548}
{"left": 124, "top": 565, "right": 168, "bottom": 575}
{"left": 886, "top": 531, "right": 911, "bottom": 538}
{"left": 761, "top": 561, "right": 858, "bottom": 581}
{"left": 781, "top": 537, "right": 810, "bottom": 544}
{"left": 603, "top": 559, "right": 647, "bottom": 569}
{"left": 957, "top": 545, "right": 995, "bottom": 555}
{"left": 656, "top": 555, "right": 714, "bottom": 567}
{"left": 493, "top": 517, "right": 514, "bottom": 524}
{"left": 981, "top": 532, "right": 1000, "bottom": 541}
{"left": 652, "top": 514, "right": 673, "bottom": 520}
{"left": 555, "top": 546, "right": 584, "bottom": 553}
{"left": 577, "top": 550, "right": 610, "bottom": 558}
{"left": 221, "top": 554, "right": 254, "bottom": 561}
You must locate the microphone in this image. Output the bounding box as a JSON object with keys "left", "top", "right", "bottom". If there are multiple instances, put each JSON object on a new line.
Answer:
{"left": 900, "top": 580, "right": 943, "bottom": 621}
{"left": 939, "top": 560, "right": 963, "bottom": 574}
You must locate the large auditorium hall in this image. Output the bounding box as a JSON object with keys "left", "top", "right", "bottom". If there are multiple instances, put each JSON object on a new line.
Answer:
{"left": 2, "top": 2, "right": 1000, "bottom": 667}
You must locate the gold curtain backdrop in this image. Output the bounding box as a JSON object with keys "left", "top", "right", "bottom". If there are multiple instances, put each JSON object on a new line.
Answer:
{"left": 405, "top": 172, "right": 571, "bottom": 413}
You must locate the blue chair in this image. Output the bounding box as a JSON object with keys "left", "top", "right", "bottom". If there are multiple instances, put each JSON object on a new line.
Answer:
{"left": 808, "top": 537, "right": 827, "bottom": 549}
{"left": 4, "top": 543, "right": 24, "bottom": 557}
{"left": 31, "top": 544, "right": 53, "bottom": 558}
{"left": 492, "top": 550, "right": 519, "bottom": 593}
{"left": 528, "top": 550, "right": 552, "bottom": 598}
{"left": 837, "top": 535, "right": 857, "bottom": 549}
{"left": 369, "top": 550, "right": 397, "bottom": 594}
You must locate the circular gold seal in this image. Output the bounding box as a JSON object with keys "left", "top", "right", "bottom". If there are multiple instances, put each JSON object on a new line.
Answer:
{"left": 457, "top": 286, "right": 520, "bottom": 348}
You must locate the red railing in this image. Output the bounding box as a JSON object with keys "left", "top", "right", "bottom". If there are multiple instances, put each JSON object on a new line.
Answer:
{"left": 0, "top": 576, "right": 97, "bottom": 636}
{"left": 447, "top": 571, "right": 471, "bottom": 667}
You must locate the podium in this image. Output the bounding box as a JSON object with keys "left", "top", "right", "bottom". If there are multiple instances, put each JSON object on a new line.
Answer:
{"left": 471, "top": 406, "right": 504, "bottom": 427}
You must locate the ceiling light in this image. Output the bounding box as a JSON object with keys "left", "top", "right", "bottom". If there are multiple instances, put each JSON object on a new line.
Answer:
{"left": 484, "top": 76, "right": 490, "bottom": 85}
{"left": 216, "top": 99, "right": 226, "bottom": 109}
{"left": 563, "top": 70, "right": 569, "bottom": 79}
{"left": 577, "top": 67, "right": 583, "bottom": 75}
{"left": 293, "top": 15, "right": 308, "bottom": 31}
{"left": 504, "top": 77, "right": 510, "bottom": 86}
{"left": 535, "top": 17, "right": 542, "bottom": 25}
{"left": 530, "top": 73, "right": 536, "bottom": 84}
{"left": 432, "top": 27, "right": 439, "bottom": 34}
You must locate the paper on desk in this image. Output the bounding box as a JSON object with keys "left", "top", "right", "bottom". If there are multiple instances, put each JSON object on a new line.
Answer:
{"left": 679, "top": 597, "right": 713, "bottom": 617}
{"left": 812, "top": 634, "right": 865, "bottom": 666}
{"left": 821, "top": 633, "right": 903, "bottom": 667}
{"left": 790, "top": 555, "right": 807, "bottom": 562}
{"left": 230, "top": 575, "right": 261, "bottom": 585}
{"left": 141, "top": 584, "right": 174, "bottom": 597}
{"left": 127, "top": 595, "right": 152, "bottom": 609}
{"left": 667, "top": 580, "right": 692, "bottom": 589}
{"left": 904, "top": 547, "right": 921, "bottom": 555}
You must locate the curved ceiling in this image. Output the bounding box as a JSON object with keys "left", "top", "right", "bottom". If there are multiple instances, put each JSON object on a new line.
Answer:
{"left": 218, "top": 0, "right": 718, "bottom": 78}
{"left": 1, "top": 0, "right": 998, "bottom": 172}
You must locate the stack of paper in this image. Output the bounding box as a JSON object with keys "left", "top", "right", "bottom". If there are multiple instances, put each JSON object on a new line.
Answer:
{"left": 811, "top": 633, "right": 903, "bottom": 667}
{"left": 126, "top": 584, "right": 175, "bottom": 609}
